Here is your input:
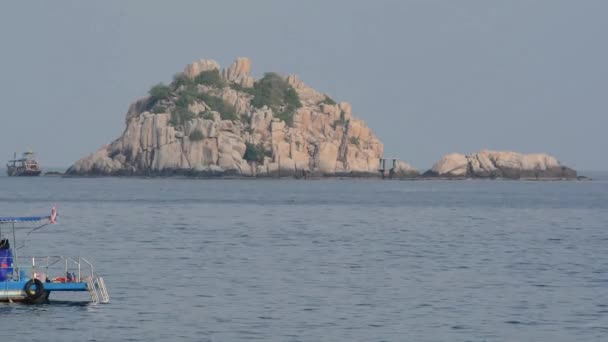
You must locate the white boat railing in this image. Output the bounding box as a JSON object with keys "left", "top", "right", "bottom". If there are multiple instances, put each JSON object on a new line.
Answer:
{"left": 6, "top": 255, "right": 97, "bottom": 282}
{"left": 0, "top": 255, "right": 110, "bottom": 303}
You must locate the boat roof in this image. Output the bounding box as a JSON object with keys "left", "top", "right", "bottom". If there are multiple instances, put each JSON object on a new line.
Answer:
{"left": 0, "top": 215, "right": 51, "bottom": 224}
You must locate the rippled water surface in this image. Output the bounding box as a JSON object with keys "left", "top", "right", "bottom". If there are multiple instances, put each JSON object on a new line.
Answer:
{"left": 0, "top": 176, "right": 607, "bottom": 341}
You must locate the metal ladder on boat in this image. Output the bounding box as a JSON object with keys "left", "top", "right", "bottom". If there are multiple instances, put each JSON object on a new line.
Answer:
{"left": 86, "top": 277, "right": 110, "bottom": 304}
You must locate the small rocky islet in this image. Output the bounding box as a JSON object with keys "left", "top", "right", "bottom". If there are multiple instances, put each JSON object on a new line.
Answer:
{"left": 67, "top": 57, "right": 578, "bottom": 180}
{"left": 424, "top": 150, "right": 577, "bottom": 179}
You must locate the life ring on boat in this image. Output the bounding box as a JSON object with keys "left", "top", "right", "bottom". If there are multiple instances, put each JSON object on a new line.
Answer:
{"left": 24, "top": 278, "right": 45, "bottom": 301}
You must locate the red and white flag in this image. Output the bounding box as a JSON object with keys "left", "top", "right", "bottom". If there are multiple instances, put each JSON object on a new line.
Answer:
{"left": 50, "top": 207, "right": 57, "bottom": 224}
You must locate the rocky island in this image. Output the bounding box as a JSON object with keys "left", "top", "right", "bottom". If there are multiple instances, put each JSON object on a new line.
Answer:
{"left": 67, "top": 57, "right": 387, "bottom": 177}
{"left": 67, "top": 57, "right": 579, "bottom": 180}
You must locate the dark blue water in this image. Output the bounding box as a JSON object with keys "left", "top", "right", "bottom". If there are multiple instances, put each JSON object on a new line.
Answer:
{"left": 0, "top": 176, "right": 607, "bottom": 341}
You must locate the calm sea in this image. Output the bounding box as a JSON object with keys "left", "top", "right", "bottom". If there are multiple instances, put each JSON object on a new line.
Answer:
{"left": 0, "top": 175, "right": 607, "bottom": 341}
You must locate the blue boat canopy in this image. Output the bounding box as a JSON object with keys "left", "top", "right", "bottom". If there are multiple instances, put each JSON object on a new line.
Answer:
{"left": 0, "top": 215, "right": 51, "bottom": 223}
{"left": 0, "top": 208, "right": 57, "bottom": 224}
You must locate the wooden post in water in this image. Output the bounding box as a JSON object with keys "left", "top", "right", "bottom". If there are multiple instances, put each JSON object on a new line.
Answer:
{"left": 379, "top": 158, "right": 400, "bottom": 179}
{"left": 378, "top": 158, "right": 386, "bottom": 179}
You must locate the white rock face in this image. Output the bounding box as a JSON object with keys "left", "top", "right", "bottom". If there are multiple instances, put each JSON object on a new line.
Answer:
{"left": 426, "top": 150, "right": 576, "bottom": 179}
{"left": 67, "top": 57, "right": 389, "bottom": 177}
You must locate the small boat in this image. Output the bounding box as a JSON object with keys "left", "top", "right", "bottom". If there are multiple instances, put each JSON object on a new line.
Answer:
{"left": 0, "top": 209, "right": 109, "bottom": 304}
{"left": 7, "top": 151, "right": 42, "bottom": 176}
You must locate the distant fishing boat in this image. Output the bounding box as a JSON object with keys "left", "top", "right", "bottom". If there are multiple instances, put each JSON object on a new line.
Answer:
{"left": 0, "top": 208, "right": 109, "bottom": 304}
{"left": 6, "top": 151, "right": 42, "bottom": 176}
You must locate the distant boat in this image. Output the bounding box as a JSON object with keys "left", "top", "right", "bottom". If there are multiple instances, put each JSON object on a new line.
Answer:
{"left": 6, "top": 151, "right": 42, "bottom": 176}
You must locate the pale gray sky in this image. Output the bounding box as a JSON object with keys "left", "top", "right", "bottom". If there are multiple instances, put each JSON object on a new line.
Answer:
{"left": 1, "top": 1, "right": 606, "bottom": 170}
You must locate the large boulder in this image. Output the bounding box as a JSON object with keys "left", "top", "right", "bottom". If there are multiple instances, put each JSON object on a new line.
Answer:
{"left": 425, "top": 153, "right": 469, "bottom": 177}
{"left": 392, "top": 160, "right": 419, "bottom": 178}
{"left": 425, "top": 150, "right": 577, "bottom": 179}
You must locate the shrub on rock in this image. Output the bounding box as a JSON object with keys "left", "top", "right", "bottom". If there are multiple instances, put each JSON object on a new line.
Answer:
{"left": 189, "top": 129, "right": 204, "bottom": 141}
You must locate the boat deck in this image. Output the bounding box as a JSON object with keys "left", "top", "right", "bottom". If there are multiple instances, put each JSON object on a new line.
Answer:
{"left": 0, "top": 256, "right": 109, "bottom": 303}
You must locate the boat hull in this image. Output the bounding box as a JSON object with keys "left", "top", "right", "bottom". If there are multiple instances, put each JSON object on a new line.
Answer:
{"left": 6, "top": 168, "right": 41, "bottom": 177}
{"left": 0, "top": 290, "right": 50, "bottom": 304}
{"left": 0, "top": 280, "right": 88, "bottom": 303}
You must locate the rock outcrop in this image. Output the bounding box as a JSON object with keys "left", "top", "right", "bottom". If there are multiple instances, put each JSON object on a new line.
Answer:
{"left": 222, "top": 57, "right": 254, "bottom": 88}
{"left": 392, "top": 160, "right": 419, "bottom": 178}
{"left": 67, "top": 57, "right": 386, "bottom": 177}
{"left": 424, "top": 150, "right": 577, "bottom": 179}
{"left": 183, "top": 59, "right": 221, "bottom": 79}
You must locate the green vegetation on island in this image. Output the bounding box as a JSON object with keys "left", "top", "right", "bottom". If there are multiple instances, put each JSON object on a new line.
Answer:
{"left": 250, "top": 73, "right": 302, "bottom": 126}
{"left": 243, "top": 142, "right": 270, "bottom": 163}
{"left": 146, "top": 69, "right": 302, "bottom": 128}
